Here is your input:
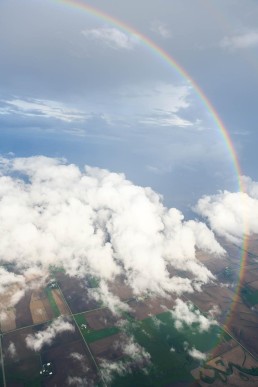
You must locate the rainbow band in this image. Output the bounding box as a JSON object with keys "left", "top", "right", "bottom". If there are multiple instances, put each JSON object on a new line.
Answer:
{"left": 54, "top": 0, "right": 248, "bottom": 347}
{"left": 56, "top": 0, "right": 243, "bottom": 190}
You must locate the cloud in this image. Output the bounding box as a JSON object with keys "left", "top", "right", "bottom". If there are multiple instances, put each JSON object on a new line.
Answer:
{"left": 170, "top": 298, "right": 217, "bottom": 331}
{"left": 69, "top": 352, "right": 89, "bottom": 373}
{"left": 188, "top": 347, "right": 206, "bottom": 361}
{"left": 81, "top": 27, "right": 137, "bottom": 50}
{"left": 99, "top": 336, "right": 151, "bottom": 384}
{"left": 151, "top": 21, "right": 171, "bottom": 38}
{"left": 7, "top": 342, "right": 17, "bottom": 359}
{"left": 0, "top": 155, "right": 224, "bottom": 312}
{"left": 67, "top": 376, "right": 91, "bottom": 386}
{"left": 1, "top": 98, "right": 86, "bottom": 122}
{"left": 139, "top": 113, "right": 194, "bottom": 128}
{"left": 89, "top": 282, "right": 130, "bottom": 315}
{"left": 100, "top": 359, "right": 128, "bottom": 385}
{"left": 220, "top": 30, "right": 258, "bottom": 50}
{"left": 0, "top": 82, "right": 197, "bottom": 135}
{"left": 25, "top": 317, "right": 75, "bottom": 351}
{"left": 123, "top": 337, "right": 151, "bottom": 363}
{"left": 0, "top": 268, "right": 27, "bottom": 312}
{"left": 195, "top": 176, "right": 258, "bottom": 244}
{"left": 111, "top": 82, "right": 203, "bottom": 130}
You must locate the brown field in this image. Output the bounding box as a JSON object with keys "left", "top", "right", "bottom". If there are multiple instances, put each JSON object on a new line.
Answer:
{"left": 187, "top": 284, "right": 234, "bottom": 321}
{"left": 229, "top": 324, "right": 258, "bottom": 358}
{"left": 89, "top": 332, "right": 125, "bottom": 362}
{"left": 0, "top": 308, "right": 16, "bottom": 332}
{"left": 248, "top": 279, "right": 258, "bottom": 290}
{"left": 3, "top": 319, "right": 80, "bottom": 365}
{"left": 241, "top": 269, "right": 258, "bottom": 284}
{"left": 0, "top": 283, "right": 26, "bottom": 332}
{"left": 51, "top": 288, "right": 70, "bottom": 315}
{"left": 210, "top": 338, "right": 237, "bottom": 359}
{"left": 196, "top": 251, "right": 228, "bottom": 274}
{"left": 15, "top": 290, "right": 34, "bottom": 329}
{"left": 55, "top": 272, "right": 99, "bottom": 313}
{"left": 246, "top": 236, "right": 258, "bottom": 256}
{"left": 128, "top": 296, "right": 177, "bottom": 320}
{"left": 85, "top": 308, "right": 118, "bottom": 331}
{"left": 3, "top": 326, "right": 38, "bottom": 362}
{"left": 107, "top": 275, "right": 134, "bottom": 300}
{"left": 42, "top": 340, "right": 99, "bottom": 387}
{"left": 30, "top": 291, "right": 49, "bottom": 324}
{"left": 192, "top": 344, "right": 258, "bottom": 386}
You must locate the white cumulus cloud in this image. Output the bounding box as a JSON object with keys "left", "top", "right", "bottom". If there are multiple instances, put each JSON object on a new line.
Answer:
{"left": 0, "top": 156, "right": 224, "bottom": 311}
{"left": 188, "top": 347, "right": 207, "bottom": 361}
{"left": 25, "top": 317, "right": 75, "bottom": 351}
{"left": 171, "top": 298, "right": 217, "bottom": 331}
{"left": 195, "top": 176, "right": 258, "bottom": 244}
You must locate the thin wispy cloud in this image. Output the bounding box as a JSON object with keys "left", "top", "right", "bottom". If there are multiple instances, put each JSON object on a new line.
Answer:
{"left": 220, "top": 30, "right": 258, "bottom": 50}
{"left": 81, "top": 27, "right": 138, "bottom": 50}
{"left": 151, "top": 20, "right": 171, "bottom": 39}
{"left": 139, "top": 113, "right": 194, "bottom": 128}
{"left": 2, "top": 98, "right": 86, "bottom": 122}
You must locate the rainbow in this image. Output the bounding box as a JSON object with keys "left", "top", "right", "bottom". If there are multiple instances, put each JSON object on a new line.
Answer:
{"left": 54, "top": 0, "right": 248, "bottom": 353}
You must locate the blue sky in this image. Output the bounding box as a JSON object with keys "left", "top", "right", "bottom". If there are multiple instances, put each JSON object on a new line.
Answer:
{"left": 1, "top": 0, "right": 258, "bottom": 214}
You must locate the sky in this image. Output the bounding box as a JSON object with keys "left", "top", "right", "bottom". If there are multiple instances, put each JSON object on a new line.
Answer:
{"left": 1, "top": 1, "right": 258, "bottom": 376}
{"left": 1, "top": 0, "right": 258, "bottom": 214}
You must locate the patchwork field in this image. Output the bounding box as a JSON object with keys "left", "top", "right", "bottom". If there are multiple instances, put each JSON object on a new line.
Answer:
{"left": 1, "top": 238, "right": 258, "bottom": 386}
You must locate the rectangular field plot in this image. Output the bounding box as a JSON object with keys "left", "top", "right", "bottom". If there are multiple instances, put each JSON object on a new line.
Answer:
{"left": 74, "top": 312, "right": 120, "bottom": 344}
{"left": 41, "top": 340, "right": 100, "bottom": 387}
{"left": 2, "top": 318, "right": 83, "bottom": 387}
{"left": 4, "top": 355, "right": 42, "bottom": 387}
{"left": 54, "top": 273, "right": 100, "bottom": 313}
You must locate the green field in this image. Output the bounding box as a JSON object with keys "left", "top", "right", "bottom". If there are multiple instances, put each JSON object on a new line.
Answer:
{"left": 74, "top": 313, "right": 87, "bottom": 326}
{"left": 111, "top": 311, "right": 230, "bottom": 387}
{"left": 241, "top": 285, "right": 258, "bottom": 306}
{"left": 74, "top": 313, "right": 120, "bottom": 343}
{"left": 86, "top": 275, "right": 100, "bottom": 288}
{"left": 0, "top": 368, "right": 3, "bottom": 387}
{"left": 5, "top": 355, "right": 42, "bottom": 387}
{"left": 45, "top": 288, "right": 61, "bottom": 317}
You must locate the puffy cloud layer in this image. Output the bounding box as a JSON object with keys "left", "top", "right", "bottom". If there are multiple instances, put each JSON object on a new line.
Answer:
{"left": 170, "top": 298, "right": 217, "bottom": 331}
{"left": 0, "top": 156, "right": 224, "bottom": 302}
{"left": 25, "top": 317, "right": 75, "bottom": 351}
{"left": 195, "top": 176, "right": 258, "bottom": 244}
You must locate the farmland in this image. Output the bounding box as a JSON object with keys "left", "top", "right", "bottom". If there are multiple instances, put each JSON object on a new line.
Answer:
{"left": 1, "top": 238, "right": 258, "bottom": 386}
